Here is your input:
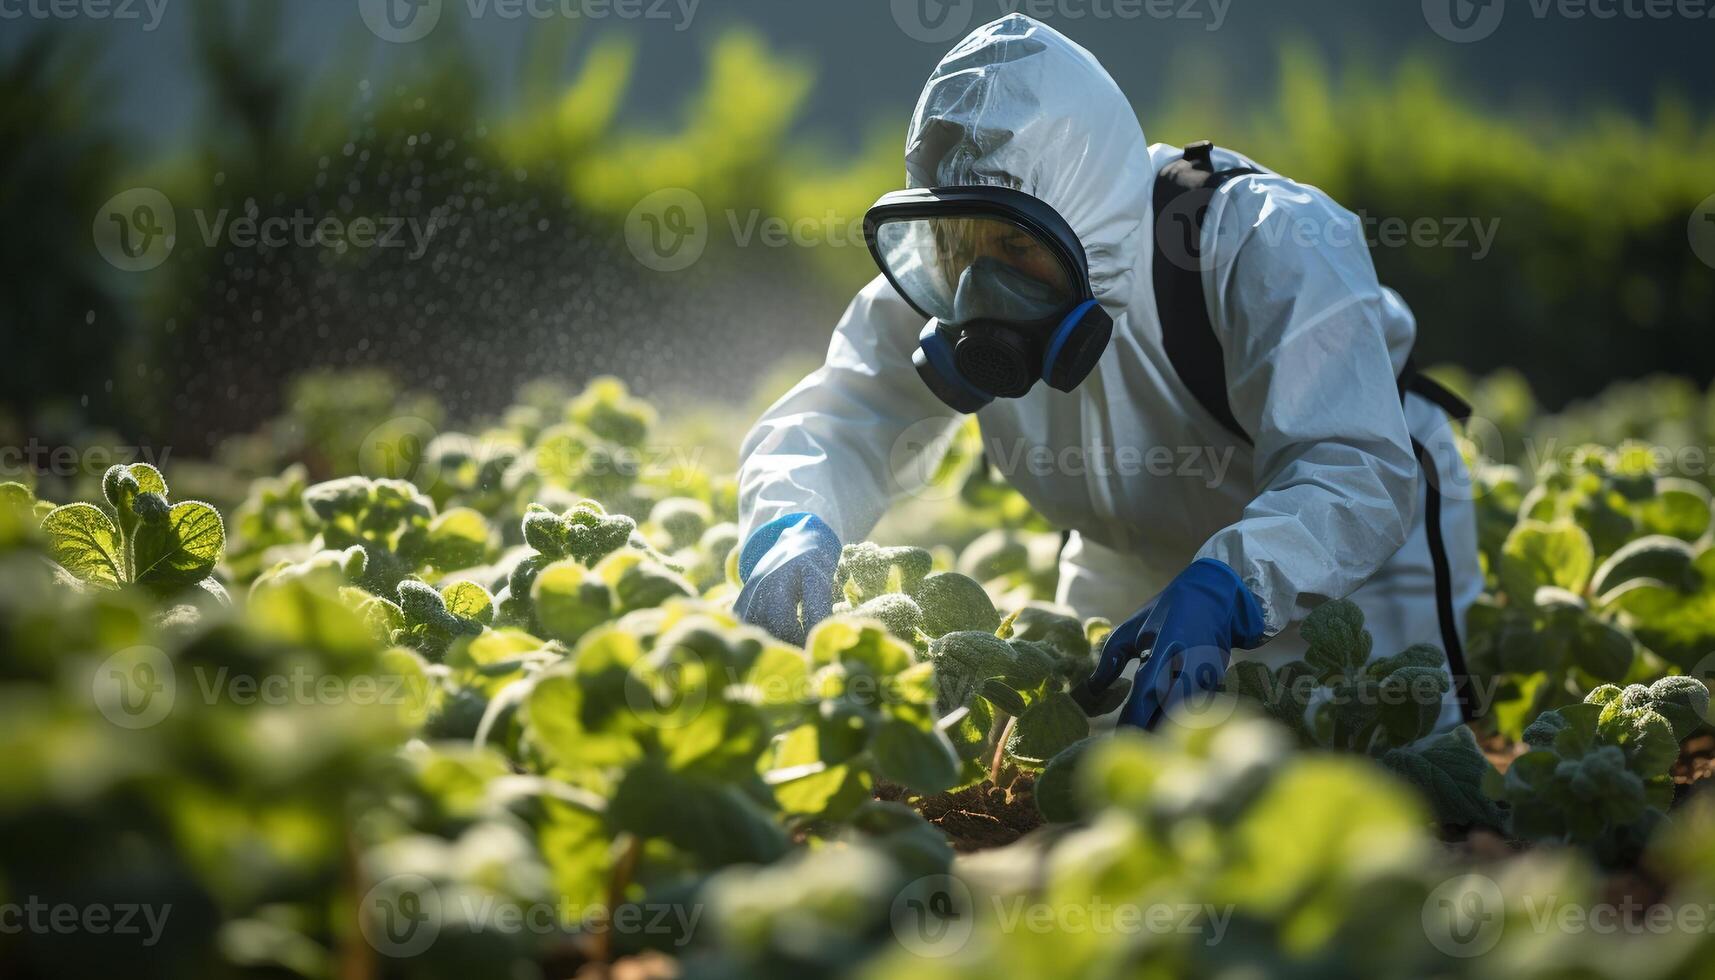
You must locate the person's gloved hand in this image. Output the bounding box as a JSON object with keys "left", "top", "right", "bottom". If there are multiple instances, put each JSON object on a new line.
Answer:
{"left": 1078, "top": 558, "right": 1267, "bottom": 730}
{"left": 733, "top": 512, "right": 842, "bottom": 646}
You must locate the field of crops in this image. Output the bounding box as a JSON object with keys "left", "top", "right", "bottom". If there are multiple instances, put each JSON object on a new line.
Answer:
{"left": 6, "top": 368, "right": 1715, "bottom": 979}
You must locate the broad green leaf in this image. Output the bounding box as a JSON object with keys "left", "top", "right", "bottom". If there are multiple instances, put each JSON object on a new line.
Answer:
{"left": 1006, "top": 691, "right": 1089, "bottom": 765}
{"left": 978, "top": 677, "right": 1028, "bottom": 716}
{"left": 538, "top": 796, "right": 611, "bottom": 911}
{"left": 1036, "top": 736, "right": 1099, "bottom": 823}
{"left": 740, "top": 644, "right": 810, "bottom": 720}
{"left": 1637, "top": 479, "right": 1712, "bottom": 542}
{"left": 869, "top": 717, "right": 959, "bottom": 794}
{"left": 1596, "top": 703, "right": 1678, "bottom": 776}
{"left": 909, "top": 571, "right": 1000, "bottom": 637}
{"left": 1007, "top": 603, "right": 1092, "bottom": 660}
{"left": 440, "top": 580, "right": 495, "bottom": 625}
{"left": 1499, "top": 520, "right": 1594, "bottom": 601}
{"left": 1380, "top": 727, "right": 1506, "bottom": 829}
{"left": 1591, "top": 535, "right": 1699, "bottom": 599}
{"left": 1607, "top": 579, "right": 1715, "bottom": 670}
{"left": 41, "top": 503, "right": 122, "bottom": 588}
{"left": 1570, "top": 615, "right": 1634, "bottom": 681}
{"left": 422, "top": 507, "right": 492, "bottom": 570}
{"left": 765, "top": 724, "right": 869, "bottom": 818}
{"left": 842, "top": 592, "right": 925, "bottom": 641}
{"left": 344, "top": 587, "right": 406, "bottom": 642}
{"left": 835, "top": 542, "right": 932, "bottom": 603}
{"left": 531, "top": 559, "right": 613, "bottom": 644}
{"left": 612, "top": 556, "right": 695, "bottom": 613}
{"left": 132, "top": 500, "right": 225, "bottom": 592}
{"left": 0, "top": 482, "right": 34, "bottom": 514}
{"left": 1301, "top": 600, "right": 1372, "bottom": 681}
{"left": 522, "top": 664, "right": 643, "bottom": 773}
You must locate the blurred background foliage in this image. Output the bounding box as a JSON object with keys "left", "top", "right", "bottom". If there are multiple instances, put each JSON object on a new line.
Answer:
{"left": 0, "top": 0, "right": 1712, "bottom": 453}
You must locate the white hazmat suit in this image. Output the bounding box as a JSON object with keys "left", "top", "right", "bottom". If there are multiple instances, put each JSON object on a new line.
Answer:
{"left": 737, "top": 15, "right": 1480, "bottom": 732}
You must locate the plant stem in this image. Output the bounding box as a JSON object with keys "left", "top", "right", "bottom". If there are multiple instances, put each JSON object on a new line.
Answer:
{"left": 597, "top": 832, "right": 643, "bottom": 968}
{"left": 989, "top": 713, "right": 1017, "bottom": 787}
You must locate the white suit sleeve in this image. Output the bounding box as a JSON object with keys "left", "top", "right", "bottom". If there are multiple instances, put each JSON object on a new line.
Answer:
{"left": 1193, "top": 179, "right": 1419, "bottom": 636}
{"left": 737, "top": 275, "right": 961, "bottom": 544}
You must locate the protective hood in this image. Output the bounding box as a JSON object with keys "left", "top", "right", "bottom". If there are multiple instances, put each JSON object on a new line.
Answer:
{"left": 903, "top": 14, "right": 1153, "bottom": 312}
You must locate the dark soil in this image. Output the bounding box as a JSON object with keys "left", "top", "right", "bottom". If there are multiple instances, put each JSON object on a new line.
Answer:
{"left": 1672, "top": 734, "right": 1715, "bottom": 787}
{"left": 877, "top": 773, "right": 1045, "bottom": 852}
{"left": 1478, "top": 731, "right": 1527, "bottom": 774}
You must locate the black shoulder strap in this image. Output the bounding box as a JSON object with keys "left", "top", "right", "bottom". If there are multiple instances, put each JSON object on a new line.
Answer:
{"left": 1151, "top": 141, "right": 1261, "bottom": 445}
{"left": 1151, "top": 142, "right": 1476, "bottom": 440}
{"left": 1152, "top": 142, "right": 1480, "bottom": 723}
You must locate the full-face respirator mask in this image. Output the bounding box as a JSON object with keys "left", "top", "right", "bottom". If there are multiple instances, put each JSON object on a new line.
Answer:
{"left": 863, "top": 186, "right": 1113, "bottom": 413}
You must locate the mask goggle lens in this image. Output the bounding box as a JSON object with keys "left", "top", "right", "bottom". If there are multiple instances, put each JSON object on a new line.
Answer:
{"left": 871, "top": 215, "right": 1077, "bottom": 325}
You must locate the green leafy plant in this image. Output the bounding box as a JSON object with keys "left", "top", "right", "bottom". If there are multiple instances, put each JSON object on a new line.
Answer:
{"left": 927, "top": 604, "right": 1115, "bottom": 791}
{"left": 1225, "top": 600, "right": 1503, "bottom": 828}
{"left": 40, "top": 463, "right": 226, "bottom": 600}
{"left": 1494, "top": 678, "right": 1707, "bottom": 859}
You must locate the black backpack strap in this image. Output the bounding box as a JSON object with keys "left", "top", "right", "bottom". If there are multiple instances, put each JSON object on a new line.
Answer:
{"left": 1151, "top": 140, "right": 1261, "bottom": 445}
{"left": 1152, "top": 141, "right": 1480, "bottom": 722}
{"left": 1399, "top": 358, "right": 1473, "bottom": 424}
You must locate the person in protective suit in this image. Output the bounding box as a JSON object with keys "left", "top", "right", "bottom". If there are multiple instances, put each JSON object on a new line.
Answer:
{"left": 733, "top": 14, "right": 1481, "bottom": 733}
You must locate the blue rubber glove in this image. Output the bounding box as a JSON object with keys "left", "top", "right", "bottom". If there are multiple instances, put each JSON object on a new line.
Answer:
{"left": 734, "top": 513, "right": 842, "bottom": 646}
{"left": 1082, "top": 558, "right": 1268, "bottom": 730}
